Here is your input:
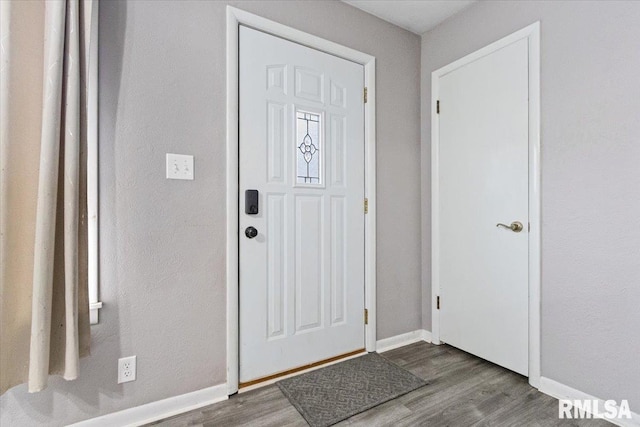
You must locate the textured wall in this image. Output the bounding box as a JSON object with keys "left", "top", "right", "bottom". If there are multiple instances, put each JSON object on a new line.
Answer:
{"left": 421, "top": 0, "right": 640, "bottom": 411}
{"left": 0, "top": 1, "right": 421, "bottom": 425}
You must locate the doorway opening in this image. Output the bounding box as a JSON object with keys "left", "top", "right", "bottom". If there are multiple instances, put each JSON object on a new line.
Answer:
{"left": 226, "top": 6, "right": 378, "bottom": 394}
{"left": 431, "top": 22, "right": 541, "bottom": 387}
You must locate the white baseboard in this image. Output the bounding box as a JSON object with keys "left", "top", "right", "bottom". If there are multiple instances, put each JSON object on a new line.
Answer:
{"left": 70, "top": 383, "right": 228, "bottom": 427}
{"left": 376, "top": 329, "right": 432, "bottom": 353}
{"left": 539, "top": 377, "right": 639, "bottom": 427}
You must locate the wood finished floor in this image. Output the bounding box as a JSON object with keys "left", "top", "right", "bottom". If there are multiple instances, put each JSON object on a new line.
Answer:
{"left": 149, "top": 342, "right": 608, "bottom": 427}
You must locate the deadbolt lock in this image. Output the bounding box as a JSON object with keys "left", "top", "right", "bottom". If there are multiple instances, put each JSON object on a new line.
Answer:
{"left": 245, "top": 226, "right": 258, "bottom": 239}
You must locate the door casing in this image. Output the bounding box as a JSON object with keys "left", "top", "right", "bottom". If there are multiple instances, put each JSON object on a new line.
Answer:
{"left": 226, "top": 6, "right": 377, "bottom": 395}
{"left": 431, "top": 22, "right": 541, "bottom": 388}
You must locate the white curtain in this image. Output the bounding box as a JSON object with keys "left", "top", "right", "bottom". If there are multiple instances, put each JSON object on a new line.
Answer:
{"left": 0, "top": 0, "right": 95, "bottom": 394}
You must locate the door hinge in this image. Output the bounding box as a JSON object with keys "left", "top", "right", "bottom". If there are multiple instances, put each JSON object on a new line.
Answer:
{"left": 364, "top": 198, "right": 369, "bottom": 214}
{"left": 364, "top": 87, "right": 368, "bottom": 104}
{"left": 364, "top": 308, "right": 369, "bottom": 325}
{"left": 436, "top": 100, "right": 440, "bottom": 114}
{"left": 437, "top": 296, "right": 440, "bottom": 310}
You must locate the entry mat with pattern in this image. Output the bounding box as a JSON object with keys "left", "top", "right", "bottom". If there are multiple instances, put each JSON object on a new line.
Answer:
{"left": 276, "top": 352, "right": 427, "bottom": 427}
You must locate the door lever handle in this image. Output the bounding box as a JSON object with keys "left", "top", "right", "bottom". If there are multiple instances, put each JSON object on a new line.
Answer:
{"left": 496, "top": 221, "right": 524, "bottom": 233}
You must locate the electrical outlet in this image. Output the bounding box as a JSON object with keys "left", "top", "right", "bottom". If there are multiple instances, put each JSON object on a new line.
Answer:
{"left": 166, "top": 153, "right": 194, "bottom": 180}
{"left": 118, "top": 356, "right": 137, "bottom": 384}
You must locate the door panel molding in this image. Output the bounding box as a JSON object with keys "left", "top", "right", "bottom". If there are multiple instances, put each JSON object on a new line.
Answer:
{"left": 431, "top": 22, "right": 540, "bottom": 388}
{"left": 226, "top": 6, "right": 377, "bottom": 395}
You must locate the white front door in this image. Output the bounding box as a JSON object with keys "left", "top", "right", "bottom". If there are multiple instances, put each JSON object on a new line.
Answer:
{"left": 436, "top": 38, "right": 529, "bottom": 375}
{"left": 239, "top": 26, "right": 365, "bottom": 383}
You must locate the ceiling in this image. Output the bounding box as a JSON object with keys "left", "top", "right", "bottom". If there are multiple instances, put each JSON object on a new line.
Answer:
{"left": 342, "top": 0, "right": 477, "bottom": 35}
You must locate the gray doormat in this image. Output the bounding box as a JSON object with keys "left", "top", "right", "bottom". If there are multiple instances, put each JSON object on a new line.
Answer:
{"left": 276, "top": 352, "right": 427, "bottom": 427}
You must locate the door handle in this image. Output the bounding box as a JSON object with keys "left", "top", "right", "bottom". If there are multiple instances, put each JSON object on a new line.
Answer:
{"left": 496, "top": 221, "right": 524, "bottom": 233}
{"left": 245, "top": 226, "right": 258, "bottom": 239}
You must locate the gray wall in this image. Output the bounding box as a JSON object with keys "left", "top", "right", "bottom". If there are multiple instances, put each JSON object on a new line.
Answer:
{"left": 421, "top": 0, "right": 640, "bottom": 411}
{"left": 0, "top": 1, "right": 421, "bottom": 425}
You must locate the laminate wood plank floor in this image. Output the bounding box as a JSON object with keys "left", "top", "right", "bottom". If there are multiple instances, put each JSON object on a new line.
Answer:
{"left": 149, "top": 342, "right": 609, "bottom": 427}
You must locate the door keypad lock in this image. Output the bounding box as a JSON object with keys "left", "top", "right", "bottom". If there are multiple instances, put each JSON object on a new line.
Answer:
{"left": 245, "top": 190, "right": 259, "bottom": 239}
{"left": 245, "top": 190, "right": 259, "bottom": 215}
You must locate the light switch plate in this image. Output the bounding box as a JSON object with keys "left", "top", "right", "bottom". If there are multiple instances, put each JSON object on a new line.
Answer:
{"left": 166, "top": 153, "right": 194, "bottom": 180}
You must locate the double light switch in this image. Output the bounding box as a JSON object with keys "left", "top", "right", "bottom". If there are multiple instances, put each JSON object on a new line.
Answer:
{"left": 166, "top": 153, "right": 194, "bottom": 180}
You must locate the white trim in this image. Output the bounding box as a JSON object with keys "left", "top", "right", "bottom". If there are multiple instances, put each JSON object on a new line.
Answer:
{"left": 87, "top": 0, "right": 101, "bottom": 325}
{"left": 526, "top": 22, "right": 542, "bottom": 389}
{"left": 363, "top": 64, "right": 377, "bottom": 353}
{"left": 69, "top": 384, "right": 228, "bottom": 427}
{"left": 226, "top": 6, "right": 377, "bottom": 395}
{"left": 376, "top": 329, "right": 432, "bottom": 353}
{"left": 225, "top": 6, "right": 240, "bottom": 396}
{"left": 539, "top": 377, "right": 640, "bottom": 427}
{"left": 421, "top": 329, "right": 432, "bottom": 344}
{"left": 430, "top": 22, "right": 541, "bottom": 388}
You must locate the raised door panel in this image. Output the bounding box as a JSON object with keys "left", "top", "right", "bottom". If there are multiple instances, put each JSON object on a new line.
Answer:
{"left": 294, "top": 195, "right": 324, "bottom": 333}
{"left": 295, "top": 67, "right": 324, "bottom": 104}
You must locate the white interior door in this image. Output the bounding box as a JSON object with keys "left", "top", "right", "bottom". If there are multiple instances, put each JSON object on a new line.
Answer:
{"left": 437, "top": 38, "right": 529, "bottom": 375}
{"left": 239, "top": 26, "right": 365, "bottom": 383}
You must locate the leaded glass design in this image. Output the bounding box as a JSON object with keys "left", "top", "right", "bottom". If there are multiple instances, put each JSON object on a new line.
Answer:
{"left": 296, "top": 111, "right": 322, "bottom": 184}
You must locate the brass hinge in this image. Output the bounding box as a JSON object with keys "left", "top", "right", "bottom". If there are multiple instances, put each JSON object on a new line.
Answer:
{"left": 364, "top": 87, "right": 368, "bottom": 104}
{"left": 364, "top": 308, "right": 369, "bottom": 325}
{"left": 437, "top": 296, "right": 440, "bottom": 310}
{"left": 364, "top": 198, "right": 369, "bottom": 214}
{"left": 436, "top": 100, "right": 440, "bottom": 114}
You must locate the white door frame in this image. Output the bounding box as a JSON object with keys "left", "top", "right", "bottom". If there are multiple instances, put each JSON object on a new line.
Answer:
{"left": 226, "top": 6, "right": 377, "bottom": 395}
{"left": 431, "top": 22, "right": 541, "bottom": 388}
